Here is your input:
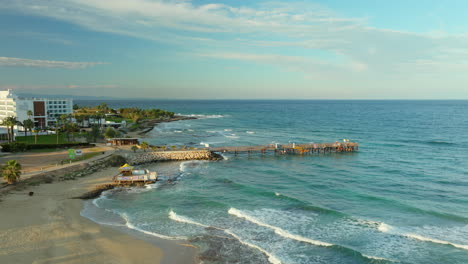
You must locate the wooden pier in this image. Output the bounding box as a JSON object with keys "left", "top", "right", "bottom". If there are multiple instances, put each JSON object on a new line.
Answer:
{"left": 209, "top": 142, "right": 358, "bottom": 156}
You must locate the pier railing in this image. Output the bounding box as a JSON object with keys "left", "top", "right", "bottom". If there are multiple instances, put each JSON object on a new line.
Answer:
{"left": 209, "top": 142, "right": 358, "bottom": 155}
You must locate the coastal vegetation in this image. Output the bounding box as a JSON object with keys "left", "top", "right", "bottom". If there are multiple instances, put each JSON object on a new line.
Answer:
{"left": 2, "top": 160, "right": 22, "bottom": 184}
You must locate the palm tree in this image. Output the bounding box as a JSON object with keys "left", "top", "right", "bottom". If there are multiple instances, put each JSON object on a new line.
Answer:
{"left": 140, "top": 142, "right": 149, "bottom": 152}
{"left": 75, "top": 115, "right": 84, "bottom": 128}
{"left": 23, "top": 119, "right": 34, "bottom": 137}
{"left": 68, "top": 123, "right": 79, "bottom": 142}
{"left": 3, "top": 116, "right": 18, "bottom": 143}
{"left": 27, "top": 110, "right": 33, "bottom": 120}
{"left": 1, "top": 117, "right": 11, "bottom": 142}
{"left": 2, "top": 160, "right": 22, "bottom": 184}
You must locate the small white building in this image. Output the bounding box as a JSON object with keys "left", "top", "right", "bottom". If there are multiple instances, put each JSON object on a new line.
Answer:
{"left": 0, "top": 89, "right": 73, "bottom": 128}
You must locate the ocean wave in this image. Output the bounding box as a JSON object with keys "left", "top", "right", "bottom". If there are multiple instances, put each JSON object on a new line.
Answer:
{"left": 372, "top": 221, "right": 468, "bottom": 251}
{"left": 224, "top": 229, "right": 282, "bottom": 264}
{"left": 169, "top": 210, "right": 281, "bottom": 263}
{"left": 169, "top": 210, "right": 210, "bottom": 228}
{"left": 404, "top": 233, "right": 468, "bottom": 250}
{"left": 246, "top": 131, "right": 255, "bottom": 134}
{"left": 179, "top": 160, "right": 208, "bottom": 173}
{"left": 224, "top": 134, "right": 239, "bottom": 139}
{"left": 229, "top": 208, "right": 394, "bottom": 262}
{"left": 229, "top": 208, "right": 333, "bottom": 247}
{"left": 181, "top": 114, "right": 225, "bottom": 119}
{"left": 80, "top": 201, "right": 126, "bottom": 227}
{"left": 121, "top": 213, "right": 187, "bottom": 240}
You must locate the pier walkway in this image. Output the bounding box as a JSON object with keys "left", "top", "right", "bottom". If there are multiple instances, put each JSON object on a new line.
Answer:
{"left": 209, "top": 142, "right": 358, "bottom": 155}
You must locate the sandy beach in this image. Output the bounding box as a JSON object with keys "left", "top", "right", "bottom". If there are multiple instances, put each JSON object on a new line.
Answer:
{"left": 0, "top": 166, "right": 198, "bottom": 264}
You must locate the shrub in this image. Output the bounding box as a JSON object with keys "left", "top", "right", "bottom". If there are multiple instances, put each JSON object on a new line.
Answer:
{"left": 107, "top": 155, "right": 127, "bottom": 167}
{"left": 1, "top": 142, "right": 27, "bottom": 152}
{"left": 0, "top": 142, "right": 95, "bottom": 152}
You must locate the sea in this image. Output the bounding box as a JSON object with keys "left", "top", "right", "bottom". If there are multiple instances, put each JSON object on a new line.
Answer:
{"left": 78, "top": 100, "right": 468, "bottom": 264}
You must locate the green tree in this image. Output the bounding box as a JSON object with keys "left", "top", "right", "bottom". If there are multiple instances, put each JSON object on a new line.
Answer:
{"left": 131, "top": 145, "right": 138, "bottom": 153}
{"left": 68, "top": 123, "right": 79, "bottom": 142}
{"left": 2, "top": 116, "right": 18, "bottom": 143}
{"left": 2, "top": 160, "right": 22, "bottom": 184}
{"left": 103, "top": 127, "right": 118, "bottom": 139}
{"left": 140, "top": 141, "right": 149, "bottom": 152}
{"left": 75, "top": 115, "right": 84, "bottom": 127}
{"left": 129, "top": 112, "right": 142, "bottom": 124}
{"left": 89, "top": 125, "right": 101, "bottom": 142}
{"left": 24, "top": 119, "right": 34, "bottom": 136}
{"left": 27, "top": 110, "right": 33, "bottom": 119}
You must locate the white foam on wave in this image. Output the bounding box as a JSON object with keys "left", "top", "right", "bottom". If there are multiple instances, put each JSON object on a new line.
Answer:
{"left": 145, "top": 183, "right": 159, "bottom": 190}
{"left": 225, "top": 134, "right": 240, "bottom": 139}
{"left": 121, "top": 213, "right": 187, "bottom": 240}
{"left": 405, "top": 233, "right": 468, "bottom": 250}
{"left": 362, "top": 254, "right": 392, "bottom": 261}
{"left": 246, "top": 131, "right": 255, "bottom": 134}
{"left": 169, "top": 210, "right": 210, "bottom": 228}
{"left": 275, "top": 192, "right": 281, "bottom": 196}
{"left": 182, "top": 114, "right": 225, "bottom": 119}
{"left": 174, "top": 130, "right": 183, "bottom": 133}
{"left": 224, "top": 229, "right": 282, "bottom": 264}
{"left": 168, "top": 210, "right": 281, "bottom": 263}
{"left": 378, "top": 222, "right": 392, "bottom": 233}
{"left": 169, "top": 210, "right": 224, "bottom": 231}
{"left": 91, "top": 189, "right": 114, "bottom": 208}
{"left": 228, "top": 208, "right": 333, "bottom": 247}
{"left": 179, "top": 160, "right": 207, "bottom": 173}
{"left": 80, "top": 200, "right": 126, "bottom": 227}
{"left": 224, "top": 129, "right": 232, "bottom": 132}
{"left": 374, "top": 221, "right": 468, "bottom": 251}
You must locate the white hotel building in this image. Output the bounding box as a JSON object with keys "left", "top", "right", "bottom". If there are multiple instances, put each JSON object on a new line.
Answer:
{"left": 0, "top": 89, "right": 73, "bottom": 128}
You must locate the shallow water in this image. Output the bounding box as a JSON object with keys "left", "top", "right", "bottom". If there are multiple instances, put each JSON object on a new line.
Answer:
{"left": 80, "top": 100, "right": 468, "bottom": 264}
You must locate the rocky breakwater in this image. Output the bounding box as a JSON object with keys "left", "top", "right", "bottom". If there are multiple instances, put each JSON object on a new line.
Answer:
{"left": 130, "top": 150, "right": 223, "bottom": 165}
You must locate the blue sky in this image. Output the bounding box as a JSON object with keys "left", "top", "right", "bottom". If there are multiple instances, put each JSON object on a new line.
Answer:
{"left": 1, "top": 0, "right": 468, "bottom": 99}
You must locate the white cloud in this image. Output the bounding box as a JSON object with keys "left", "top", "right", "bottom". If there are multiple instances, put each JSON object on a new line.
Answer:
{"left": 0, "top": 56, "right": 106, "bottom": 69}
{"left": 2, "top": 0, "right": 468, "bottom": 79}
{"left": 0, "top": 84, "right": 117, "bottom": 90}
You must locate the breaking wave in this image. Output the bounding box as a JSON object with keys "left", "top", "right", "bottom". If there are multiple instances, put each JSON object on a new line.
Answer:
{"left": 228, "top": 208, "right": 332, "bottom": 247}
{"left": 224, "top": 229, "right": 282, "bottom": 264}
{"left": 121, "top": 213, "right": 187, "bottom": 240}
{"left": 373, "top": 222, "right": 468, "bottom": 250}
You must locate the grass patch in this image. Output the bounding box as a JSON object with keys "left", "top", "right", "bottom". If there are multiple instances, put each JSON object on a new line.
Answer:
{"left": 61, "top": 151, "right": 103, "bottom": 164}
{"left": 26, "top": 148, "right": 64, "bottom": 153}
{"left": 105, "top": 117, "right": 132, "bottom": 123}
{"left": 16, "top": 134, "right": 68, "bottom": 144}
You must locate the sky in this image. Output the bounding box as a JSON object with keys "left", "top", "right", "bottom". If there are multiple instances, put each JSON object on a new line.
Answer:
{"left": 1, "top": 0, "right": 468, "bottom": 99}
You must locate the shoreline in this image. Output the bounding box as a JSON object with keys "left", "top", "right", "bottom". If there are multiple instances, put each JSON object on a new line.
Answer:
{"left": 125, "top": 115, "right": 197, "bottom": 137}
{"left": 0, "top": 115, "right": 203, "bottom": 264}
{"left": 0, "top": 164, "right": 198, "bottom": 264}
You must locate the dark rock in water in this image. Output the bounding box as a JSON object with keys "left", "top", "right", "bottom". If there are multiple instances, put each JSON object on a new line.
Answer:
{"left": 73, "top": 184, "right": 116, "bottom": 199}
{"left": 28, "top": 191, "right": 34, "bottom": 196}
{"left": 190, "top": 234, "right": 270, "bottom": 264}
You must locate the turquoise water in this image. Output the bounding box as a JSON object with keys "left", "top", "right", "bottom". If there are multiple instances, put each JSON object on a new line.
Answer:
{"left": 80, "top": 100, "right": 468, "bottom": 264}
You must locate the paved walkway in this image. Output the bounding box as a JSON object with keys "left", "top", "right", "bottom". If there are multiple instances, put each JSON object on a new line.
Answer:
{"left": 0, "top": 145, "right": 117, "bottom": 183}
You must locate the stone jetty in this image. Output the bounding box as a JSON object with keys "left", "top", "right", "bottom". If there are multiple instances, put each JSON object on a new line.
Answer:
{"left": 130, "top": 150, "right": 223, "bottom": 165}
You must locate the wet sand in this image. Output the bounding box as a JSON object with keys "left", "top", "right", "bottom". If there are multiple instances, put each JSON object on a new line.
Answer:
{"left": 0, "top": 167, "right": 197, "bottom": 264}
